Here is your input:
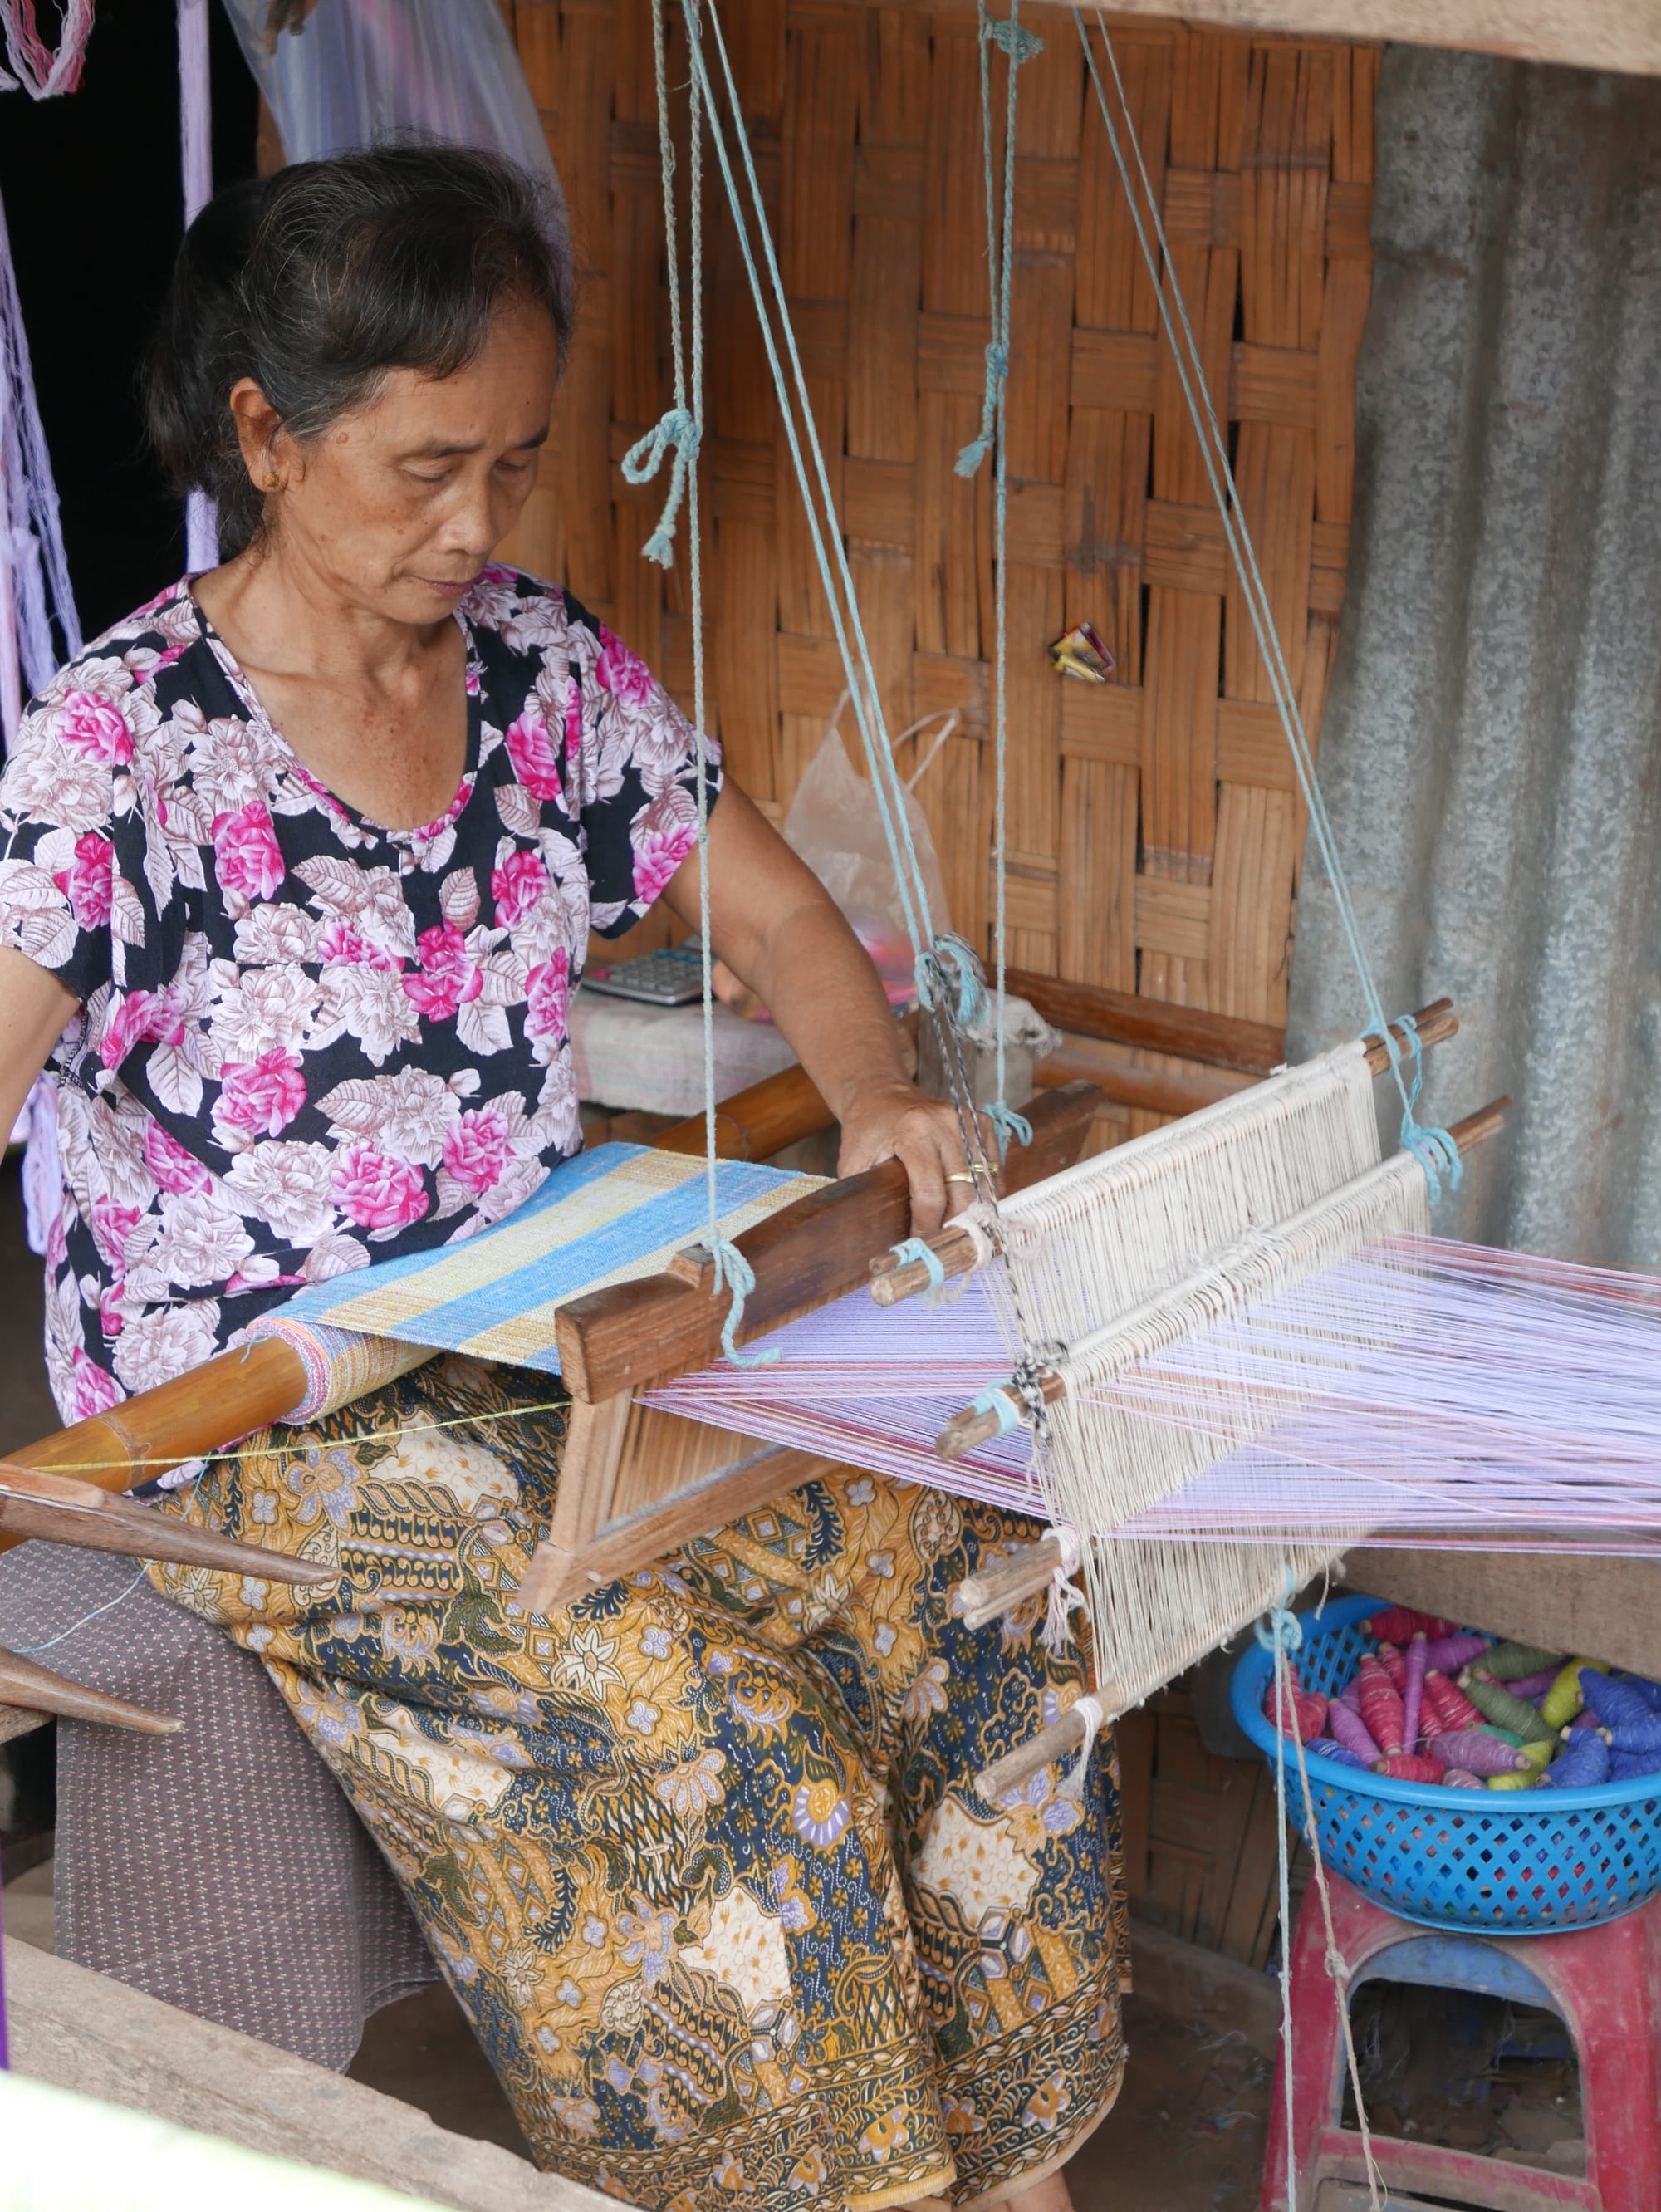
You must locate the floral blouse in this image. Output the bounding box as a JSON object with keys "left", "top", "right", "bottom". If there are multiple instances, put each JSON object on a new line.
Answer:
{"left": 0, "top": 567, "right": 719, "bottom": 1422}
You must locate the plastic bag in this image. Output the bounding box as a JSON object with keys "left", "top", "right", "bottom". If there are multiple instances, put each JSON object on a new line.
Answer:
{"left": 782, "top": 694, "right": 957, "bottom": 1011}
{"left": 221, "top": 0, "right": 567, "bottom": 224}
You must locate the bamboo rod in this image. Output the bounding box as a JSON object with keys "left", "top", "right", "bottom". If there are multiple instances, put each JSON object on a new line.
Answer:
{"left": 934, "top": 1091, "right": 1509, "bottom": 1459}
{"left": 953, "top": 1532, "right": 1066, "bottom": 1628}
{"left": 0, "top": 1643, "right": 179, "bottom": 1736}
{"left": 870, "top": 1004, "right": 1461, "bottom": 1311}
{"left": 978, "top": 1699, "right": 1111, "bottom": 1800}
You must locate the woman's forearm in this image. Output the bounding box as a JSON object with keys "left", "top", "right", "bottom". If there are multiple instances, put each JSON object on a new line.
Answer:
{"left": 668, "top": 780, "right": 908, "bottom": 1115}
{"left": 742, "top": 896, "right": 910, "bottom": 1121}
{"left": 664, "top": 781, "right": 980, "bottom": 1230}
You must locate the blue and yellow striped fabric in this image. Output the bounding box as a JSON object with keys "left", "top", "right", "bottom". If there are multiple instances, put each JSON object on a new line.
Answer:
{"left": 280, "top": 1143, "right": 823, "bottom": 1374}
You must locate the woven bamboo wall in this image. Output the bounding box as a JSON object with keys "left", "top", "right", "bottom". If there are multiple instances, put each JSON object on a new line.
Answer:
{"left": 500, "top": 1, "right": 1378, "bottom": 1120}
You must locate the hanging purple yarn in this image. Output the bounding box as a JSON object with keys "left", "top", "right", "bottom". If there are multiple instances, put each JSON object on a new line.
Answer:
{"left": 0, "top": 184, "right": 81, "bottom": 743}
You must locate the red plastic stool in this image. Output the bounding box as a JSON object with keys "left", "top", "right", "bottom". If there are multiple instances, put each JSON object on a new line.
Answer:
{"left": 1260, "top": 1872, "right": 1661, "bottom": 2211}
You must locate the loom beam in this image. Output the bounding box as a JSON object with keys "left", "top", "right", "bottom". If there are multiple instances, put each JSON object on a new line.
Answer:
{"left": 551, "top": 1081, "right": 1104, "bottom": 1403}
{"left": 870, "top": 1000, "right": 1459, "bottom": 1311}
{"left": 0, "top": 1459, "right": 336, "bottom": 1586}
{"left": 0, "top": 1078, "right": 1105, "bottom": 1616}
{"left": 0, "top": 1642, "right": 179, "bottom": 1736}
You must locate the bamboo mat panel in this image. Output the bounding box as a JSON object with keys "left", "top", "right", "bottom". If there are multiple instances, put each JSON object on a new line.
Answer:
{"left": 500, "top": 3, "right": 1378, "bottom": 1131}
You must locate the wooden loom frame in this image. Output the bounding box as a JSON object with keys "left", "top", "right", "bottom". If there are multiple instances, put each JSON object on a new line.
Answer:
{"left": 1, "top": 998, "right": 1494, "bottom": 1750}
{"left": 0, "top": 1074, "right": 1104, "bottom": 1733}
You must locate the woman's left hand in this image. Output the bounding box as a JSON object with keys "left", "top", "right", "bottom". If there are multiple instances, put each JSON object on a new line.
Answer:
{"left": 836, "top": 1077, "right": 992, "bottom": 1237}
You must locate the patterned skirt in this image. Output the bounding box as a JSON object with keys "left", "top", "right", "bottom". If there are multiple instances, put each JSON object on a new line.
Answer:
{"left": 148, "top": 1353, "right": 1126, "bottom": 2212}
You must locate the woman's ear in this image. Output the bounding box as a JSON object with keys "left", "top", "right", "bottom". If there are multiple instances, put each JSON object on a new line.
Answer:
{"left": 228, "top": 376, "right": 287, "bottom": 493}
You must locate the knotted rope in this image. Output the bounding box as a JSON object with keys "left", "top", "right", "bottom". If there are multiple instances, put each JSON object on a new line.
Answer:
{"left": 1258, "top": 1582, "right": 1384, "bottom": 2211}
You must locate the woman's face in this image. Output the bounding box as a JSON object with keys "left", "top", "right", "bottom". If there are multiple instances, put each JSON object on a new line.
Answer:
{"left": 232, "top": 302, "right": 561, "bottom": 624}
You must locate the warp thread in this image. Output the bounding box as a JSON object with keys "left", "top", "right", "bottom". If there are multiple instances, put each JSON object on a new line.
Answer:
{"left": 1262, "top": 1587, "right": 1386, "bottom": 2212}
{"left": 1041, "top": 1523, "right": 1088, "bottom": 1654}
{"left": 1059, "top": 1690, "right": 1104, "bottom": 1798}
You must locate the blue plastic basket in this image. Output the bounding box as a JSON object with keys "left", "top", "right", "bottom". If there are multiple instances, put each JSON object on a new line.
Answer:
{"left": 1230, "top": 1593, "right": 1661, "bottom": 1933}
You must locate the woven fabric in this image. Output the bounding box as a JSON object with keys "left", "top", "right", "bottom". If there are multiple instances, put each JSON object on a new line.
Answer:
{"left": 0, "top": 1543, "right": 435, "bottom": 2066}
{"left": 279, "top": 1141, "right": 822, "bottom": 1371}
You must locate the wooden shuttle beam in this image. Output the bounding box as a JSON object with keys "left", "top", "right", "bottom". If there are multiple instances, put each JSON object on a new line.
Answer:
{"left": 870, "top": 1001, "right": 1461, "bottom": 1312}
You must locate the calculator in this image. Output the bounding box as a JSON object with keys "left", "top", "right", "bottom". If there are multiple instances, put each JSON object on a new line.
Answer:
{"left": 583, "top": 941, "right": 708, "bottom": 1007}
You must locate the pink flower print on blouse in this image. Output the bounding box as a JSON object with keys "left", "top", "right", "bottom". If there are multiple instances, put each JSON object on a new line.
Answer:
{"left": 53, "top": 689, "right": 135, "bottom": 765}
{"left": 523, "top": 949, "right": 571, "bottom": 1047}
{"left": 212, "top": 800, "right": 286, "bottom": 903}
{"left": 99, "top": 1278, "right": 125, "bottom": 1340}
{"left": 441, "top": 1106, "right": 511, "bottom": 1196}
{"left": 87, "top": 1198, "right": 140, "bottom": 1275}
{"left": 597, "top": 627, "right": 658, "bottom": 712}
{"left": 565, "top": 674, "right": 582, "bottom": 764}
{"left": 70, "top": 1347, "right": 125, "bottom": 1420}
{"left": 490, "top": 848, "right": 548, "bottom": 929}
{"left": 402, "top": 921, "right": 483, "bottom": 1022}
{"left": 630, "top": 808, "right": 698, "bottom": 905}
{"left": 503, "top": 700, "right": 564, "bottom": 805}
{"left": 99, "top": 988, "right": 185, "bottom": 1074}
{"left": 317, "top": 920, "right": 398, "bottom": 971}
{"left": 331, "top": 1145, "right": 430, "bottom": 1233}
{"left": 217, "top": 1050, "right": 307, "bottom": 1140}
{"left": 143, "top": 1121, "right": 213, "bottom": 1196}
{"left": 54, "top": 831, "right": 114, "bottom": 930}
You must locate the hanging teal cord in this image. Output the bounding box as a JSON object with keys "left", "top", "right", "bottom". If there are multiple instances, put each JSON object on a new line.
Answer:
{"left": 914, "top": 932, "right": 989, "bottom": 1027}
{"left": 690, "top": 0, "right": 1007, "bottom": 1079}
{"left": 620, "top": 407, "right": 700, "bottom": 567}
{"left": 641, "top": 0, "right": 772, "bottom": 1368}
{"left": 986, "top": 1101, "right": 1032, "bottom": 1162}
{"left": 954, "top": 2, "right": 1040, "bottom": 1152}
{"left": 1076, "top": 8, "right": 1460, "bottom": 1203}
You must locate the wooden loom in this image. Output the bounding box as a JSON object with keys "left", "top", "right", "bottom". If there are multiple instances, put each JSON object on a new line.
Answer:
{"left": 0, "top": 995, "right": 1496, "bottom": 1759}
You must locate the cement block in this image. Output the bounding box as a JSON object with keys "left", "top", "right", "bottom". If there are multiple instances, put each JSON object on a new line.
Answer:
{"left": 5, "top": 1939, "right": 625, "bottom": 2212}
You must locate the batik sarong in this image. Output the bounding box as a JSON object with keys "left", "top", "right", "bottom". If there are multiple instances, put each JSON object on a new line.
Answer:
{"left": 149, "top": 1353, "right": 1126, "bottom": 2211}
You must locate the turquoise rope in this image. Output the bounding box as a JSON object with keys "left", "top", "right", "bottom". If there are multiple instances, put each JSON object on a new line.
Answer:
{"left": 970, "top": 1383, "right": 1023, "bottom": 1437}
{"left": 986, "top": 1101, "right": 1032, "bottom": 1163}
{"left": 889, "top": 1236, "right": 948, "bottom": 1297}
{"left": 620, "top": 408, "right": 700, "bottom": 568}
{"left": 644, "top": 0, "right": 773, "bottom": 1366}
{"left": 953, "top": 2, "right": 1040, "bottom": 1148}
{"left": 691, "top": 0, "right": 973, "bottom": 1003}
{"left": 1075, "top": 10, "right": 1459, "bottom": 1201}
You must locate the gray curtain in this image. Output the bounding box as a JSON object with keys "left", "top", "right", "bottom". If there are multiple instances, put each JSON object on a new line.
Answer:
{"left": 1286, "top": 44, "right": 1661, "bottom": 1268}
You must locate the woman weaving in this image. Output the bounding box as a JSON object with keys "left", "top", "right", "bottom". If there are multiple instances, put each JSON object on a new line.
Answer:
{"left": 0, "top": 151, "right": 1122, "bottom": 2211}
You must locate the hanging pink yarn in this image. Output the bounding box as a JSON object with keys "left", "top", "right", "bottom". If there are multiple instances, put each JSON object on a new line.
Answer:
{"left": 0, "top": 0, "right": 94, "bottom": 98}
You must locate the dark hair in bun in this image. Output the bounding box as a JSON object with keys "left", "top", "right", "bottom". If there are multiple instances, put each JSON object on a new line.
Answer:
{"left": 143, "top": 145, "right": 576, "bottom": 559}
